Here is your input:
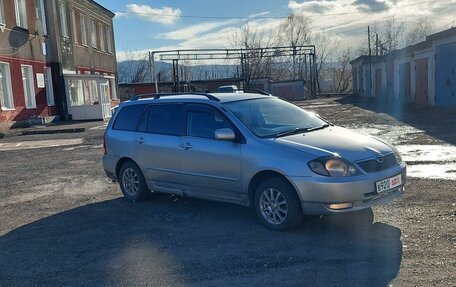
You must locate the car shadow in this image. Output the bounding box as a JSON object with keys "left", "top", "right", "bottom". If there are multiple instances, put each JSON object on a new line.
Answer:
{"left": 0, "top": 194, "right": 402, "bottom": 286}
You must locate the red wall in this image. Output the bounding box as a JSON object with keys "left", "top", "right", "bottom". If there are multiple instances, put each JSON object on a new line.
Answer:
{"left": 0, "top": 56, "right": 57, "bottom": 122}
{"left": 134, "top": 86, "right": 156, "bottom": 95}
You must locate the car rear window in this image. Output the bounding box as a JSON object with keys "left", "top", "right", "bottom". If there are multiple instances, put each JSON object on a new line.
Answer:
{"left": 147, "top": 104, "right": 183, "bottom": 136}
{"left": 113, "top": 104, "right": 147, "bottom": 131}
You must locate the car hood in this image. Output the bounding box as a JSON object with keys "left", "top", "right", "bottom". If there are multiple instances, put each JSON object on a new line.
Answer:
{"left": 271, "top": 126, "right": 392, "bottom": 162}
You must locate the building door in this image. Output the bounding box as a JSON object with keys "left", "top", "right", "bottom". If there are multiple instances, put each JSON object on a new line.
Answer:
{"left": 436, "top": 43, "right": 456, "bottom": 108}
{"left": 415, "top": 58, "right": 428, "bottom": 105}
{"left": 100, "top": 80, "right": 112, "bottom": 118}
{"left": 399, "top": 62, "right": 411, "bottom": 101}
{"left": 375, "top": 68, "right": 382, "bottom": 98}
{"left": 386, "top": 60, "right": 394, "bottom": 98}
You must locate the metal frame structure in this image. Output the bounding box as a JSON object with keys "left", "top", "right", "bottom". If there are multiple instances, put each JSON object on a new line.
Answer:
{"left": 149, "top": 46, "right": 317, "bottom": 98}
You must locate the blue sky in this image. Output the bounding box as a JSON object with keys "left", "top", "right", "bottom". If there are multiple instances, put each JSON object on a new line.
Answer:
{"left": 95, "top": 0, "right": 456, "bottom": 61}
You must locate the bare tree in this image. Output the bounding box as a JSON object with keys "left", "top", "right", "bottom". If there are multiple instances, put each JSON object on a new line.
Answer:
{"left": 276, "top": 13, "right": 312, "bottom": 80}
{"left": 380, "top": 16, "right": 405, "bottom": 52}
{"left": 231, "top": 22, "right": 275, "bottom": 88}
{"left": 313, "top": 31, "right": 338, "bottom": 93}
{"left": 404, "top": 17, "right": 433, "bottom": 46}
{"left": 117, "top": 51, "right": 151, "bottom": 84}
{"left": 327, "top": 48, "right": 353, "bottom": 93}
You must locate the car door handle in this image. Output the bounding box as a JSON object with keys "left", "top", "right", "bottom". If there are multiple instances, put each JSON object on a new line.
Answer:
{"left": 180, "top": 143, "right": 193, "bottom": 150}
{"left": 135, "top": 137, "right": 145, "bottom": 144}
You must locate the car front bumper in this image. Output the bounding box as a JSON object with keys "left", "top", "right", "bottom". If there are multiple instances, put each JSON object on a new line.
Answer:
{"left": 290, "top": 162, "right": 406, "bottom": 215}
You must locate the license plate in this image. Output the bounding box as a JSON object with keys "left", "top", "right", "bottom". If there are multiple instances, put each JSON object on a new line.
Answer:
{"left": 376, "top": 174, "right": 402, "bottom": 194}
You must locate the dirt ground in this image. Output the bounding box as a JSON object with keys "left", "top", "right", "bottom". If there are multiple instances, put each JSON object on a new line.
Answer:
{"left": 0, "top": 96, "right": 454, "bottom": 286}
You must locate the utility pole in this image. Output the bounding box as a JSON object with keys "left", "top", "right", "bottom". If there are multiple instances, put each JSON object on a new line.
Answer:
{"left": 368, "top": 26, "right": 372, "bottom": 97}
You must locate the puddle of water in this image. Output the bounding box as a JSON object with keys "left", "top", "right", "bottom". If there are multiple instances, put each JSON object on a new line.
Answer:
{"left": 0, "top": 139, "right": 83, "bottom": 151}
{"left": 397, "top": 145, "right": 456, "bottom": 163}
{"left": 350, "top": 125, "right": 425, "bottom": 144}
{"left": 406, "top": 164, "right": 456, "bottom": 180}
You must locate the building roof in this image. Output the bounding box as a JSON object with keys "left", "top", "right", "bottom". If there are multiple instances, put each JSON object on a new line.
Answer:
{"left": 426, "top": 27, "right": 456, "bottom": 42}
{"left": 88, "top": 0, "right": 115, "bottom": 18}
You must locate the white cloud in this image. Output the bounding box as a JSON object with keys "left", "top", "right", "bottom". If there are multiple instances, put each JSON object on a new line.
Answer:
{"left": 125, "top": 4, "right": 182, "bottom": 25}
{"left": 116, "top": 0, "right": 456, "bottom": 62}
{"left": 158, "top": 19, "right": 240, "bottom": 40}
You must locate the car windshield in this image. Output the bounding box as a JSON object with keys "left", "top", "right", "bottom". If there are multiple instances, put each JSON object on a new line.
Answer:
{"left": 224, "top": 97, "right": 327, "bottom": 138}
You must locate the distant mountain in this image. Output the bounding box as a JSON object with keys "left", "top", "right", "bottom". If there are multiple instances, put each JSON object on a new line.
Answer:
{"left": 118, "top": 60, "right": 239, "bottom": 84}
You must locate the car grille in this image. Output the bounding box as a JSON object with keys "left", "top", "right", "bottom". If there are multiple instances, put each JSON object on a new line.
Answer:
{"left": 357, "top": 153, "right": 397, "bottom": 173}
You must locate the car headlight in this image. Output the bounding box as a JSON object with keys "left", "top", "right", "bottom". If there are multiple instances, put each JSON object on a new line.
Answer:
{"left": 390, "top": 145, "right": 402, "bottom": 163}
{"left": 308, "top": 157, "right": 361, "bottom": 177}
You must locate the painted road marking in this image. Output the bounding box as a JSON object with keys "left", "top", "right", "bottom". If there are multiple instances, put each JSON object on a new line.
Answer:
{"left": 89, "top": 124, "right": 108, "bottom": 130}
{"left": 0, "top": 139, "right": 84, "bottom": 151}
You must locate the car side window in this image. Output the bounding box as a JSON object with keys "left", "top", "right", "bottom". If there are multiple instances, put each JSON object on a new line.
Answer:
{"left": 112, "top": 104, "right": 147, "bottom": 131}
{"left": 187, "top": 108, "right": 232, "bottom": 139}
{"left": 147, "top": 104, "right": 183, "bottom": 136}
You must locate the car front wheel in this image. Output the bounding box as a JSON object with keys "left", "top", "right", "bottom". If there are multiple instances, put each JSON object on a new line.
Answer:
{"left": 254, "top": 177, "right": 303, "bottom": 231}
{"left": 119, "top": 161, "right": 150, "bottom": 202}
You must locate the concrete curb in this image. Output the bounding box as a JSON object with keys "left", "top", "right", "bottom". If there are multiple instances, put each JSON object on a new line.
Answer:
{"left": 21, "top": 128, "right": 86, "bottom": 135}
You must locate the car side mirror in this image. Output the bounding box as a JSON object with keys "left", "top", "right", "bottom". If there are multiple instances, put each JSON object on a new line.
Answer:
{"left": 215, "top": 128, "right": 236, "bottom": 141}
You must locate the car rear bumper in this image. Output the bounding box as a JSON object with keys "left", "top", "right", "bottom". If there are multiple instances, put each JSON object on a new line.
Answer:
{"left": 102, "top": 154, "right": 118, "bottom": 182}
{"left": 290, "top": 162, "right": 406, "bottom": 215}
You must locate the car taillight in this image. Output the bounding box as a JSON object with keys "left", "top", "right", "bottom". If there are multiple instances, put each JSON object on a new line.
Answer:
{"left": 103, "top": 133, "right": 107, "bottom": 155}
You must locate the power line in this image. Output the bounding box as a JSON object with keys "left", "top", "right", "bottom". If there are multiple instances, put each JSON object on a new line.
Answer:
{"left": 113, "top": 0, "right": 438, "bottom": 20}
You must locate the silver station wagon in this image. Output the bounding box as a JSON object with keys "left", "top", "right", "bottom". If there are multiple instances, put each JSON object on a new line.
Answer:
{"left": 103, "top": 91, "right": 406, "bottom": 231}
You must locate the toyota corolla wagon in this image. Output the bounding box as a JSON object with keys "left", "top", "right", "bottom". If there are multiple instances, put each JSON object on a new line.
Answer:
{"left": 102, "top": 91, "right": 406, "bottom": 231}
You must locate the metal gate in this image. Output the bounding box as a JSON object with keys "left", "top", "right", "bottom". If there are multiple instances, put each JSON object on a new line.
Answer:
{"left": 375, "top": 68, "right": 382, "bottom": 98}
{"left": 436, "top": 42, "right": 456, "bottom": 108}
{"left": 415, "top": 58, "right": 429, "bottom": 105}
{"left": 399, "top": 62, "right": 411, "bottom": 101}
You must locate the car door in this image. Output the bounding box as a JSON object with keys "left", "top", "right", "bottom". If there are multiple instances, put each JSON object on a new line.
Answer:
{"left": 132, "top": 103, "right": 185, "bottom": 194}
{"left": 180, "top": 104, "right": 242, "bottom": 202}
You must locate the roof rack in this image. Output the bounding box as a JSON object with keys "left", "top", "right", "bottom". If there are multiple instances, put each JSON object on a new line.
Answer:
{"left": 208, "top": 89, "right": 272, "bottom": 96}
{"left": 131, "top": 92, "right": 220, "bottom": 102}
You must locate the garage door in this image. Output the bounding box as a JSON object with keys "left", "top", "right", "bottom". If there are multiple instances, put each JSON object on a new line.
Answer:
{"left": 436, "top": 43, "right": 456, "bottom": 108}
{"left": 415, "top": 58, "right": 428, "bottom": 105}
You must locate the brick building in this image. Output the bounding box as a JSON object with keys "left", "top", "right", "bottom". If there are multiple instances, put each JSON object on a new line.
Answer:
{"left": 0, "top": 0, "right": 118, "bottom": 129}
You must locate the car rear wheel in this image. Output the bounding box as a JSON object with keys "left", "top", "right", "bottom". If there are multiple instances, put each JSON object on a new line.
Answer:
{"left": 254, "top": 177, "right": 303, "bottom": 231}
{"left": 119, "top": 161, "right": 150, "bottom": 202}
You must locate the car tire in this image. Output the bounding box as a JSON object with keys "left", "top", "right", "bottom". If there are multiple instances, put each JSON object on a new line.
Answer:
{"left": 119, "top": 161, "right": 150, "bottom": 202}
{"left": 254, "top": 177, "right": 303, "bottom": 231}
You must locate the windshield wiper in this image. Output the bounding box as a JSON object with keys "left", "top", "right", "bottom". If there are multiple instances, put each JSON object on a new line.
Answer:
{"left": 274, "top": 124, "right": 330, "bottom": 138}
{"left": 305, "top": 124, "right": 330, "bottom": 132}
{"left": 275, "top": 127, "right": 311, "bottom": 137}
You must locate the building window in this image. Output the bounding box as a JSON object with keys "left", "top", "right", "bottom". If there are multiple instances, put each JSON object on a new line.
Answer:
{"left": 99, "top": 23, "right": 105, "bottom": 51}
{"left": 0, "top": 0, "right": 5, "bottom": 25}
{"left": 59, "top": 1, "right": 68, "bottom": 37}
{"left": 81, "top": 14, "right": 88, "bottom": 46}
{"left": 72, "top": 9, "right": 78, "bottom": 43}
{"left": 106, "top": 27, "right": 112, "bottom": 54}
{"left": 90, "top": 18, "right": 97, "bottom": 48}
{"left": 35, "top": 0, "right": 47, "bottom": 35}
{"left": 0, "top": 62, "right": 14, "bottom": 110}
{"left": 21, "top": 65, "right": 36, "bottom": 109}
{"left": 14, "top": 0, "right": 28, "bottom": 29}
{"left": 45, "top": 67, "right": 54, "bottom": 106}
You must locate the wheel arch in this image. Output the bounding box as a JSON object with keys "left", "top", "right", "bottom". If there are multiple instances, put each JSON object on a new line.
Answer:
{"left": 116, "top": 157, "right": 137, "bottom": 179}
{"left": 247, "top": 170, "right": 301, "bottom": 207}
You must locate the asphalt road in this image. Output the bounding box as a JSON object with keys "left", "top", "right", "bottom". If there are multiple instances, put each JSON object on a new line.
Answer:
{"left": 0, "top": 96, "right": 454, "bottom": 286}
